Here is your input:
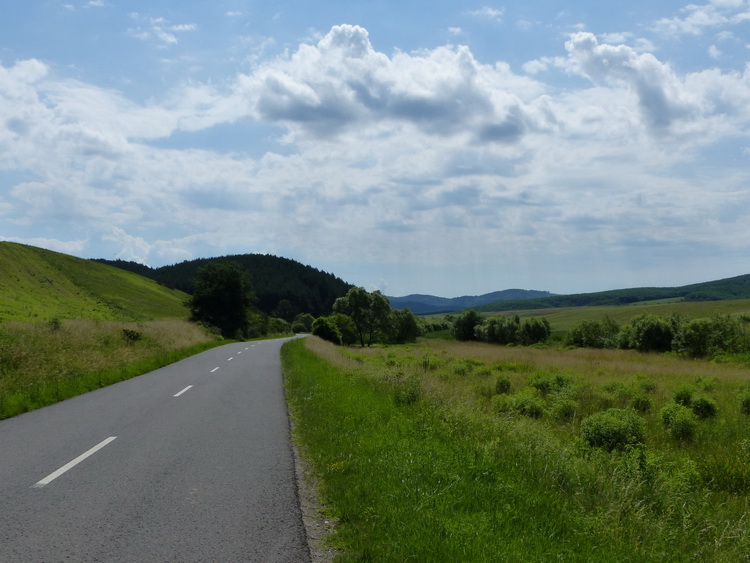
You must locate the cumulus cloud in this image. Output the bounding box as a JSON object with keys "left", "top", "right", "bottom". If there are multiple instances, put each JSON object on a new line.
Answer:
{"left": 557, "top": 32, "right": 750, "bottom": 136}
{"left": 235, "top": 24, "right": 549, "bottom": 143}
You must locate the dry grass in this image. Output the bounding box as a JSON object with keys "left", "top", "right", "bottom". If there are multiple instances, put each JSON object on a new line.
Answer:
{"left": 0, "top": 319, "right": 213, "bottom": 394}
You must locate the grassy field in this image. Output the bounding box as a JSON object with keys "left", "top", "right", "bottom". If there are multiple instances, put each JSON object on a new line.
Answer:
{"left": 0, "top": 318, "right": 221, "bottom": 419}
{"left": 283, "top": 336, "right": 750, "bottom": 561}
{"left": 0, "top": 242, "right": 189, "bottom": 321}
{"left": 476, "top": 298, "right": 750, "bottom": 335}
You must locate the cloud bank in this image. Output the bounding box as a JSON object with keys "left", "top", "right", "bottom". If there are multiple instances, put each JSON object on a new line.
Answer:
{"left": 2, "top": 23, "right": 750, "bottom": 293}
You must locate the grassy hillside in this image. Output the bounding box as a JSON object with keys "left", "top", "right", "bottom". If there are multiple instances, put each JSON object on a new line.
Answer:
{"left": 0, "top": 242, "right": 189, "bottom": 321}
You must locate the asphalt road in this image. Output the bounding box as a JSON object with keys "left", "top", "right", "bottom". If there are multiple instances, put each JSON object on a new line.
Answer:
{"left": 0, "top": 338, "right": 310, "bottom": 562}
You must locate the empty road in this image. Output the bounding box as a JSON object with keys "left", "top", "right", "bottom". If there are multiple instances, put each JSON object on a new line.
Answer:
{"left": 0, "top": 338, "right": 310, "bottom": 562}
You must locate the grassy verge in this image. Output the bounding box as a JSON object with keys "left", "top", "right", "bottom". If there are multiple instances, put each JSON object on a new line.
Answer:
{"left": 283, "top": 337, "right": 750, "bottom": 561}
{"left": 0, "top": 318, "right": 224, "bottom": 419}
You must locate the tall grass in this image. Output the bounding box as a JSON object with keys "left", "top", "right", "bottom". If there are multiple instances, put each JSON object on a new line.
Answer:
{"left": 0, "top": 318, "right": 221, "bottom": 419}
{"left": 283, "top": 337, "right": 750, "bottom": 561}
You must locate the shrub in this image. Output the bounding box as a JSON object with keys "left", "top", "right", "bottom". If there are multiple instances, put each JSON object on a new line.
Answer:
{"left": 566, "top": 316, "right": 620, "bottom": 348}
{"left": 551, "top": 398, "right": 578, "bottom": 422}
{"left": 629, "top": 314, "right": 675, "bottom": 353}
{"left": 122, "top": 329, "right": 142, "bottom": 345}
{"left": 312, "top": 317, "right": 342, "bottom": 345}
{"left": 740, "top": 391, "right": 750, "bottom": 415}
{"left": 580, "top": 408, "right": 645, "bottom": 452}
{"left": 515, "top": 393, "right": 545, "bottom": 418}
{"left": 691, "top": 396, "right": 718, "bottom": 419}
{"left": 673, "top": 385, "right": 694, "bottom": 407}
{"left": 631, "top": 395, "right": 652, "bottom": 413}
{"left": 267, "top": 317, "right": 291, "bottom": 334}
{"left": 491, "top": 394, "right": 516, "bottom": 414}
{"left": 494, "top": 376, "right": 511, "bottom": 395}
{"left": 490, "top": 391, "right": 544, "bottom": 419}
{"left": 530, "top": 373, "right": 571, "bottom": 396}
{"left": 660, "top": 403, "right": 698, "bottom": 443}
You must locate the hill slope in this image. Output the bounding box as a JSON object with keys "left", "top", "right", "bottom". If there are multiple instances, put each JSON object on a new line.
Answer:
{"left": 477, "top": 274, "right": 750, "bottom": 312}
{"left": 97, "top": 254, "right": 353, "bottom": 319}
{"left": 0, "top": 242, "right": 190, "bottom": 321}
{"left": 388, "top": 289, "right": 556, "bottom": 314}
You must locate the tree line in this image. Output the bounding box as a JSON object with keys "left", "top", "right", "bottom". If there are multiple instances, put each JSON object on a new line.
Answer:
{"left": 188, "top": 260, "right": 749, "bottom": 360}
{"left": 188, "top": 263, "right": 426, "bottom": 345}
{"left": 566, "top": 312, "right": 750, "bottom": 358}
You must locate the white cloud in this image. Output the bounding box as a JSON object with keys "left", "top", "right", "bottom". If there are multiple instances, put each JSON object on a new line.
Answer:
{"left": 3, "top": 24, "right": 750, "bottom": 292}
{"left": 171, "top": 24, "right": 197, "bottom": 32}
{"left": 653, "top": 0, "right": 750, "bottom": 36}
{"left": 234, "top": 25, "right": 548, "bottom": 143}
{"left": 709, "top": 44, "right": 723, "bottom": 57}
{"left": 469, "top": 7, "right": 504, "bottom": 22}
{"left": 127, "top": 14, "right": 196, "bottom": 46}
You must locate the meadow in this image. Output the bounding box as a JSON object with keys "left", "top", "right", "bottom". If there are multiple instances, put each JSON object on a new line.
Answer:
{"left": 0, "top": 318, "right": 219, "bottom": 419}
{"left": 283, "top": 335, "right": 750, "bottom": 561}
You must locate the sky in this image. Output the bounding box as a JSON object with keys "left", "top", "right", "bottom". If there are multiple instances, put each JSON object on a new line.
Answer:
{"left": 1, "top": 1, "right": 750, "bottom": 298}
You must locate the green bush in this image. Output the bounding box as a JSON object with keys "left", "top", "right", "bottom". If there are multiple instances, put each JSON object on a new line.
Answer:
{"left": 660, "top": 403, "right": 698, "bottom": 443}
{"left": 566, "top": 316, "right": 620, "bottom": 349}
{"left": 580, "top": 408, "right": 645, "bottom": 452}
{"left": 494, "top": 375, "right": 511, "bottom": 395}
{"left": 551, "top": 398, "right": 578, "bottom": 422}
{"left": 312, "top": 317, "right": 342, "bottom": 345}
{"left": 739, "top": 391, "right": 750, "bottom": 415}
{"left": 490, "top": 391, "right": 544, "bottom": 419}
{"left": 691, "top": 396, "right": 718, "bottom": 419}
{"left": 631, "top": 395, "right": 652, "bottom": 413}
{"left": 515, "top": 393, "right": 545, "bottom": 418}
{"left": 673, "top": 385, "right": 694, "bottom": 407}
{"left": 452, "top": 309, "right": 483, "bottom": 341}
{"left": 530, "top": 373, "right": 571, "bottom": 396}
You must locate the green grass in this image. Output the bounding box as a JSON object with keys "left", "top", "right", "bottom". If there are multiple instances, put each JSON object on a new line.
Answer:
{"left": 284, "top": 337, "right": 750, "bottom": 561}
{"left": 0, "top": 242, "right": 189, "bottom": 321}
{"left": 0, "top": 318, "right": 222, "bottom": 419}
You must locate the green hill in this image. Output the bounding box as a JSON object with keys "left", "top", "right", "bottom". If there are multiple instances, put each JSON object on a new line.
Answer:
{"left": 0, "top": 242, "right": 190, "bottom": 321}
{"left": 97, "top": 254, "right": 353, "bottom": 319}
{"left": 477, "top": 274, "right": 750, "bottom": 313}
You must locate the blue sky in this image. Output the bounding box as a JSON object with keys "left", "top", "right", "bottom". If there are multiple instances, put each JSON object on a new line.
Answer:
{"left": 1, "top": 1, "right": 749, "bottom": 297}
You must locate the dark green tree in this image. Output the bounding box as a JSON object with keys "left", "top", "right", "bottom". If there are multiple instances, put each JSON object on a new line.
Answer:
{"left": 312, "top": 316, "right": 342, "bottom": 345}
{"left": 292, "top": 313, "right": 315, "bottom": 333}
{"left": 189, "top": 261, "right": 256, "bottom": 338}
{"left": 333, "top": 287, "right": 391, "bottom": 347}
{"left": 452, "top": 309, "right": 483, "bottom": 341}
{"left": 387, "top": 308, "right": 421, "bottom": 344}
{"left": 629, "top": 313, "right": 675, "bottom": 353}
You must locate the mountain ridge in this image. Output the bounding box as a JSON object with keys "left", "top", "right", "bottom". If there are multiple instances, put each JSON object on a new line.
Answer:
{"left": 388, "top": 289, "right": 556, "bottom": 314}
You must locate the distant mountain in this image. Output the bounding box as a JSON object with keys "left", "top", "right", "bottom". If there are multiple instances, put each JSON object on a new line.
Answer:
{"left": 0, "top": 242, "right": 189, "bottom": 321}
{"left": 388, "top": 289, "right": 557, "bottom": 314}
{"left": 476, "top": 274, "right": 750, "bottom": 312}
{"left": 97, "top": 254, "right": 353, "bottom": 319}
